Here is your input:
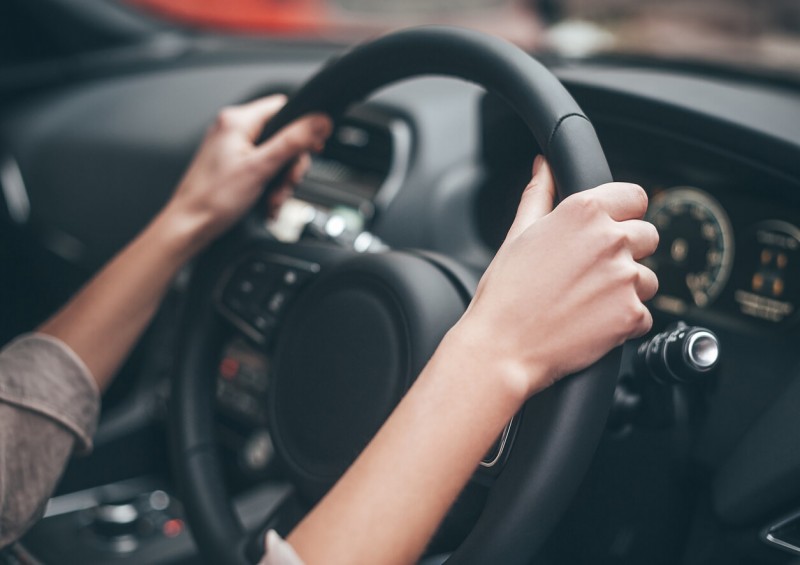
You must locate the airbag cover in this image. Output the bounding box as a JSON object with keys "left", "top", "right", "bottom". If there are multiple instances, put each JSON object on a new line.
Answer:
{"left": 269, "top": 251, "right": 466, "bottom": 501}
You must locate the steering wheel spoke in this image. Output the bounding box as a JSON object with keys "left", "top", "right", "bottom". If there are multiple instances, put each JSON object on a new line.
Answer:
{"left": 215, "top": 250, "right": 321, "bottom": 346}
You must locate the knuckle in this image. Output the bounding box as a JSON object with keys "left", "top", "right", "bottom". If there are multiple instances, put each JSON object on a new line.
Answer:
{"left": 639, "top": 307, "right": 654, "bottom": 335}
{"left": 569, "top": 192, "right": 601, "bottom": 217}
{"left": 620, "top": 260, "right": 640, "bottom": 285}
{"left": 625, "top": 304, "right": 647, "bottom": 331}
{"left": 630, "top": 262, "right": 643, "bottom": 284}
{"left": 616, "top": 227, "right": 633, "bottom": 252}
{"left": 598, "top": 225, "right": 626, "bottom": 255}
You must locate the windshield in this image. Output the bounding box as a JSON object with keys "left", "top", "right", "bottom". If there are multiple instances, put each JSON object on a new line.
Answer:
{"left": 126, "top": 0, "right": 800, "bottom": 80}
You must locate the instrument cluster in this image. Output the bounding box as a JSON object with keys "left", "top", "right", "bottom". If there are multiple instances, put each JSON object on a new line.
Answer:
{"left": 643, "top": 185, "right": 799, "bottom": 331}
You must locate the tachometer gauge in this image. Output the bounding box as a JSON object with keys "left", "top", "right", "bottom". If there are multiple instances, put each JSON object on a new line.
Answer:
{"left": 644, "top": 187, "right": 734, "bottom": 311}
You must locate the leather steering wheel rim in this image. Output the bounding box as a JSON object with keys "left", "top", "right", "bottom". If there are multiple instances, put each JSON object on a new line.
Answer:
{"left": 171, "top": 26, "right": 619, "bottom": 565}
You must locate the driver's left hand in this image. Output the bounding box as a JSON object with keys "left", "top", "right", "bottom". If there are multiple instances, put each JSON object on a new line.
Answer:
{"left": 163, "top": 94, "right": 333, "bottom": 253}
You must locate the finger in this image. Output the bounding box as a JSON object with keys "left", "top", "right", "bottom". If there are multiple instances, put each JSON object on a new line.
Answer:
{"left": 506, "top": 155, "right": 556, "bottom": 240}
{"left": 634, "top": 264, "right": 659, "bottom": 302}
{"left": 235, "top": 94, "right": 289, "bottom": 141}
{"left": 251, "top": 114, "right": 332, "bottom": 178}
{"left": 584, "top": 182, "right": 649, "bottom": 222}
{"left": 264, "top": 153, "right": 311, "bottom": 217}
{"left": 629, "top": 304, "right": 654, "bottom": 339}
{"left": 266, "top": 181, "right": 294, "bottom": 219}
{"left": 289, "top": 153, "right": 312, "bottom": 185}
{"left": 621, "top": 219, "right": 659, "bottom": 260}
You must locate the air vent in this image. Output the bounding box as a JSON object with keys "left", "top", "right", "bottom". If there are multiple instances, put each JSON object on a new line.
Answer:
{"left": 298, "top": 109, "right": 411, "bottom": 216}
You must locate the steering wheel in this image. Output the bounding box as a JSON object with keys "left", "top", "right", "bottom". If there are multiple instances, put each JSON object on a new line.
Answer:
{"left": 171, "top": 26, "right": 618, "bottom": 565}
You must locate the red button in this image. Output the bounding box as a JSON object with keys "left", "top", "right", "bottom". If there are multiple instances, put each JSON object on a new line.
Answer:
{"left": 162, "top": 518, "right": 184, "bottom": 538}
{"left": 220, "top": 358, "right": 240, "bottom": 380}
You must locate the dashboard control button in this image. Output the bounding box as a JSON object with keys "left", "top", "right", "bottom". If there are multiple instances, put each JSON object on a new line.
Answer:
{"left": 148, "top": 491, "right": 170, "bottom": 512}
{"left": 251, "top": 314, "right": 276, "bottom": 334}
{"left": 219, "top": 357, "right": 239, "bottom": 381}
{"left": 241, "top": 429, "right": 274, "bottom": 472}
{"left": 216, "top": 254, "right": 320, "bottom": 343}
{"left": 216, "top": 338, "right": 270, "bottom": 425}
{"left": 283, "top": 269, "right": 299, "bottom": 286}
{"left": 265, "top": 290, "right": 289, "bottom": 315}
{"left": 249, "top": 260, "right": 268, "bottom": 274}
{"left": 236, "top": 278, "right": 256, "bottom": 296}
{"left": 93, "top": 502, "right": 139, "bottom": 536}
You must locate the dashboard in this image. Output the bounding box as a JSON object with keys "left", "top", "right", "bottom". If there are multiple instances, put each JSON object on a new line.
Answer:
{"left": 476, "top": 80, "right": 800, "bottom": 340}
{"left": 205, "top": 69, "right": 800, "bottom": 515}
{"left": 2, "top": 47, "right": 800, "bottom": 565}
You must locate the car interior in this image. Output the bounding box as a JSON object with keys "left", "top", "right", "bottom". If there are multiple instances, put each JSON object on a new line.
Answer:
{"left": 1, "top": 1, "right": 800, "bottom": 564}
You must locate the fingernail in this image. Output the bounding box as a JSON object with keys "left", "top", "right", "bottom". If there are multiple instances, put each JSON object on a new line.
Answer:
{"left": 533, "top": 154, "right": 544, "bottom": 175}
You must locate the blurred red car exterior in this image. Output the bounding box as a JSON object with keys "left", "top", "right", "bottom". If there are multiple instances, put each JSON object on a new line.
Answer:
{"left": 129, "top": 0, "right": 331, "bottom": 33}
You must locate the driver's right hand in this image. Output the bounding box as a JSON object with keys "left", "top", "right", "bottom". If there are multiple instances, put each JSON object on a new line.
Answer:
{"left": 453, "top": 155, "right": 659, "bottom": 399}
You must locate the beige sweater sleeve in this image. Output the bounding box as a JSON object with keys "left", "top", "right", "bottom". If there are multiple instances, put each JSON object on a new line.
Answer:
{"left": 0, "top": 333, "right": 100, "bottom": 548}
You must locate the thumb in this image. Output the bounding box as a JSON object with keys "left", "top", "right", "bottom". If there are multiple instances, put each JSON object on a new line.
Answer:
{"left": 506, "top": 155, "right": 556, "bottom": 240}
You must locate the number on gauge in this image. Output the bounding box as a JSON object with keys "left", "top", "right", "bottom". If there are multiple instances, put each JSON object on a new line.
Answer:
{"left": 644, "top": 187, "right": 734, "bottom": 310}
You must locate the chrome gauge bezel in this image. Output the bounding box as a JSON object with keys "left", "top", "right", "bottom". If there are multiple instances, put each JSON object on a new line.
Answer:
{"left": 646, "top": 186, "right": 735, "bottom": 310}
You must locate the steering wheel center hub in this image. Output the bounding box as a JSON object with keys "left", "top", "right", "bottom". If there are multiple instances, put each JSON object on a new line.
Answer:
{"left": 269, "top": 252, "right": 468, "bottom": 501}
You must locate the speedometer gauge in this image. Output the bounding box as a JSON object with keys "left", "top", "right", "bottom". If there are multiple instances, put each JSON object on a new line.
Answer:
{"left": 645, "top": 187, "right": 734, "bottom": 311}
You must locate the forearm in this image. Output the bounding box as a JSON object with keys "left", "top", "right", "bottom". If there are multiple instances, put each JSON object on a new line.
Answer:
{"left": 287, "top": 322, "right": 531, "bottom": 565}
{"left": 36, "top": 98, "right": 330, "bottom": 392}
{"left": 38, "top": 206, "right": 204, "bottom": 390}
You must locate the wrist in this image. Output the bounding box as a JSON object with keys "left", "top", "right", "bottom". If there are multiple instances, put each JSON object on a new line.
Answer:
{"left": 436, "top": 316, "right": 542, "bottom": 408}
{"left": 147, "top": 204, "right": 214, "bottom": 265}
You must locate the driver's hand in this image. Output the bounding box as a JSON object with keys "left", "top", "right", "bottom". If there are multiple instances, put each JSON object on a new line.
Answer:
{"left": 163, "top": 94, "right": 332, "bottom": 251}
{"left": 454, "top": 156, "right": 659, "bottom": 399}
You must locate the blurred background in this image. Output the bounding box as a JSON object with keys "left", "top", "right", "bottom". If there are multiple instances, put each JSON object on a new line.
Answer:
{"left": 126, "top": 0, "right": 800, "bottom": 78}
